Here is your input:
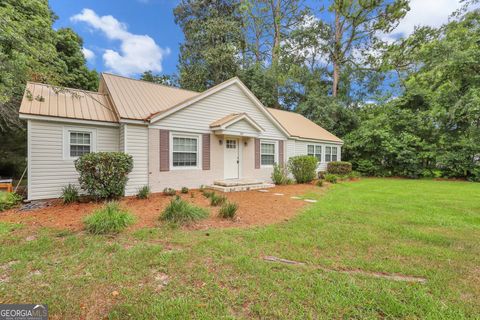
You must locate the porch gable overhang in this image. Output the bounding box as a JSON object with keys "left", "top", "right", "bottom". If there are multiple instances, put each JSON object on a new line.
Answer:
{"left": 210, "top": 113, "right": 264, "bottom": 137}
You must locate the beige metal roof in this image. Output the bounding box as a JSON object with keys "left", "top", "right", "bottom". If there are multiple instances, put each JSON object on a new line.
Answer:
{"left": 19, "top": 82, "right": 118, "bottom": 123}
{"left": 267, "top": 108, "right": 343, "bottom": 143}
{"left": 101, "top": 73, "right": 199, "bottom": 120}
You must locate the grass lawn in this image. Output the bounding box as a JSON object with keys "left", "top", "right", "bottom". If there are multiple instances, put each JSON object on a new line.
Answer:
{"left": 0, "top": 178, "right": 479, "bottom": 319}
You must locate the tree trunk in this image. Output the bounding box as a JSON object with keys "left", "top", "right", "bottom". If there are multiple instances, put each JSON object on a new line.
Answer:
{"left": 271, "top": 0, "right": 281, "bottom": 108}
{"left": 332, "top": 6, "right": 341, "bottom": 97}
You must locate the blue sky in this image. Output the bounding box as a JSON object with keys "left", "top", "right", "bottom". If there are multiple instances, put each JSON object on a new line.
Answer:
{"left": 50, "top": 0, "right": 464, "bottom": 79}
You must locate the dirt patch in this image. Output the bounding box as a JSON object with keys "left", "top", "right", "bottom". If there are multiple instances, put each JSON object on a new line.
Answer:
{"left": 262, "top": 255, "right": 427, "bottom": 283}
{"left": 0, "top": 184, "right": 322, "bottom": 232}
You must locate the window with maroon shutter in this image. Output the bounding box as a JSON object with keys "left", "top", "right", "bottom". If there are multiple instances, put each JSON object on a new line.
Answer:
{"left": 159, "top": 129, "right": 169, "bottom": 171}
{"left": 279, "top": 140, "right": 284, "bottom": 167}
{"left": 202, "top": 134, "right": 210, "bottom": 170}
{"left": 254, "top": 138, "right": 260, "bottom": 169}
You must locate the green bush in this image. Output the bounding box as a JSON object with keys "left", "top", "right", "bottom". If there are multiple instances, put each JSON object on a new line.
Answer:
{"left": 271, "top": 163, "right": 290, "bottom": 185}
{"left": 181, "top": 187, "right": 189, "bottom": 194}
{"left": 218, "top": 201, "right": 238, "bottom": 219}
{"left": 327, "top": 161, "right": 352, "bottom": 175}
{"left": 137, "top": 185, "right": 150, "bottom": 199}
{"left": 163, "top": 187, "right": 176, "bottom": 196}
{"left": 325, "top": 174, "right": 338, "bottom": 184}
{"left": 83, "top": 202, "right": 135, "bottom": 234}
{"left": 210, "top": 193, "right": 227, "bottom": 206}
{"left": 347, "top": 171, "right": 362, "bottom": 180}
{"left": 288, "top": 155, "right": 318, "bottom": 183}
{"left": 316, "top": 179, "right": 324, "bottom": 187}
{"left": 0, "top": 192, "right": 22, "bottom": 212}
{"left": 160, "top": 196, "right": 208, "bottom": 225}
{"left": 61, "top": 184, "right": 79, "bottom": 204}
{"left": 74, "top": 152, "right": 133, "bottom": 200}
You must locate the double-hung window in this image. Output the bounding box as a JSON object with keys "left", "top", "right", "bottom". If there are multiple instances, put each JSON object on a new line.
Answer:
{"left": 172, "top": 136, "right": 199, "bottom": 168}
{"left": 260, "top": 142, "right": 276, "bottom": 166}
{"left": 325, "top": 146, "right": 338, "bottom": 162}
{"left": 70, "top": 132, "right": 92, "bottom": 157}
{"left": 307, "top": 144, "right": 322, "bottom": 162}
{"left": 64, "top": 127, "right": 96, "bottom": 159}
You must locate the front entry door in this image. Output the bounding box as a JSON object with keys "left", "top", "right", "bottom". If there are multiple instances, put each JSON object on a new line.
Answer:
{"left": 224, "top": 138, "right": 239, "bottom": 179}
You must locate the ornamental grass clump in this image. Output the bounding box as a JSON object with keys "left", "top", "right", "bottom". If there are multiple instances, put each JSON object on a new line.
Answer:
{"left": 0, "top": 192, "right": 22, "bottom": 212}
{"left": 210, "top": 193, "right": 227, "bottom": 206}
{"left": 61, "top": 184, "right": 79, "bottom": 204}
{"left": 83, "top": 202, "right": 135, "bottom": 234}
{"left": 137, "top": 185, "right": 151, "bottom": 199}
{"left": 218, "top": 201, "right": 238, "bottom": 219}
{"left": 160, "top": 196, "right": 208, "bottom": 225}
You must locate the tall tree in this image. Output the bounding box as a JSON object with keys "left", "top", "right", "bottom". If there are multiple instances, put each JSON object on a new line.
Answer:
{"left": 174, "top": 0, "right": 244, "bottom": 91}
{"left": 55, "top": 28, "right": 98, "bottom": 91}
{"left": 328, "top": 0, "right": 409, "bottom": 97}
{"left": 0, "top": 0, "right": 62, "bottom": 130}
{"left": 140, "top": 71, "right": 179, "bottom": 87}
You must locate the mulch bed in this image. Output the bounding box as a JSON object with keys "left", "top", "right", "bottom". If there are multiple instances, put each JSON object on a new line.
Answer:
{"left": 0, "top": 184, "right": 323, "bottom": 232}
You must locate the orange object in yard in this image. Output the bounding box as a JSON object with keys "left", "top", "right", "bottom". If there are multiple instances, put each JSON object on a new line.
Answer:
{"left": 0, "top": 179, "right": 13, "bottom": 193}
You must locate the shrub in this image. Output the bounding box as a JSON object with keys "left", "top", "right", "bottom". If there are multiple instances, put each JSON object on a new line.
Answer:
{"left": 83, "top": 202, "right": 135, "bottom": 234}
{"left": 210, "top": 193, "right": 227, "bottom": 206}
{"left": 327, "top": 161, "right": 352, "bottom": 175}
{"left": 316, "top": 179, "right": 324, "bottom": 187}
{"left": 181, "top": 187, "right": 189, "bottom": 194}
{"left": 160, "top": 196, "right": 208, "bottom": 225}
{"left": 61, "top": 184, "right": 79, "bottom": 204}
{"left": 137, "top": 185, "right": 150, "bottom": 199}
{"left": 74, "top": 152, "right": 133, "bottom": 200}
{"left": 0, "top": 192, "right": 22, "bottom": 212}
{"left": 163, "top": 187, "right": 176, "bottom": 196}
{"left": 347, "top": 171, "right": 362, "bottom": 180}
{"left": 288, "top": 155, "right": 318, "bottom": 183}
{"left": 218, "top": 201, "right": 238, "bottom": 219}
{"left": 271, "top": 163, "right": 290, "bottom": 185}
{"left": 325, "top": 174, "right": 338, "bottom": 184}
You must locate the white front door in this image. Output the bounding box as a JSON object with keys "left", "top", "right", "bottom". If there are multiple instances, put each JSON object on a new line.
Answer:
{"left": 224, "top": 138, "right": 239, "bottom": 179}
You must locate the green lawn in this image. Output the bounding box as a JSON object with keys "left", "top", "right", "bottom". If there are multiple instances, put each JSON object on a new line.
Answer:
{"left": 1, "top": 179, "right": 479, "bottom": 319}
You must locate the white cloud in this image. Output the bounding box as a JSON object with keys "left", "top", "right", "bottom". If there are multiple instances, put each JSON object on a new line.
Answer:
{"left": 81, "top": 47, "right": 95, "bottom": 61}
{"left": 383, "top": 0, "right": 462, "bottom": 42}
{"left": 71, "top": 8, "right": 170, "bottom": 76}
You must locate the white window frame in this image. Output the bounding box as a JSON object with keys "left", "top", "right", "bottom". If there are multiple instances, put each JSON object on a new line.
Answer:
{"left": 63, "top": 126, "right": 96, "bottom": 160}
{"left": 307, "top": 144, "right": 322, "bottom": 163}
{"left": 325, "top": 145, "right": 338, "bottom": 163}
{"left": 260, "top": 140, "right": 277, "bottom": 167}
{"left": 170, "top": 132, "right": 202, "bottom": 170}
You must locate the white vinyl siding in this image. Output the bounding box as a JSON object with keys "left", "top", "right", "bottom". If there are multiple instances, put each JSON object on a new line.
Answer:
{"left": 28, "top": 119, "right": 119, "bottom": 200}
{"left": 151, "top": 83, "right": 287, "bottom": 140}
{"left": 226, "top": 119, "right": 260, "bottom": 136}
{"left": 290, "top": 140, "right": 342, "bottom": 172}
{"left": 124, "top": 124, "right": 149, "bottom": 196}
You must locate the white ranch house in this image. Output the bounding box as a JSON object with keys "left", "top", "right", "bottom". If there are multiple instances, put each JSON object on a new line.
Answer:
{"left": 19, "top": 74, "right": 343, "bottom": 200}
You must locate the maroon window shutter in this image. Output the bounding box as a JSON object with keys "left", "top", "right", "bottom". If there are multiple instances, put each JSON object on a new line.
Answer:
{"left": 202, "top": 134, "right": 210, "bottom": 170}
{"left": 279, "top": 140, "right": 284, "bottom": 167}
{"left": 255, "top": 138, "right": 260, "bottom": 169}
{"left": 159, "top": 129, "right": 169, "bottom": 172}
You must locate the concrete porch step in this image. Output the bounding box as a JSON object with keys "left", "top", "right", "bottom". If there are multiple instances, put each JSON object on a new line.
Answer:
{"left": 208, "top": 179, "right": 275, "bottom": 192}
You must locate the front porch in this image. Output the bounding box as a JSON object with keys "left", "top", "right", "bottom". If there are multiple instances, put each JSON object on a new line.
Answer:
{"left": 208, "top": 178, "right": 274, "bottom": 192}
